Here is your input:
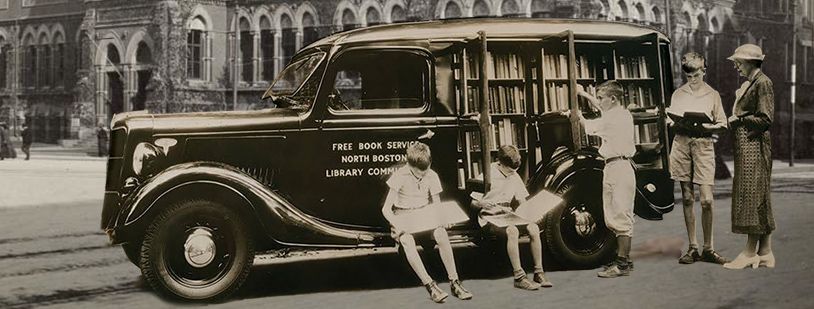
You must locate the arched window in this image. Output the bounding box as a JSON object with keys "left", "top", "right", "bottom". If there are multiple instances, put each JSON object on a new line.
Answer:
{"left": 39, "top": 34, "right": 50, "bottom": 88}
{"left": 366, "top": 7, "right": 381, "bottom": 26}
{"left": 444, "top": 2, "right": 462, "bottom": 19}
{"left": 635, "top": 3, "right": 645, "bottom": 23}
{"left": 53, "top": 32, "right": 65, "bottom": 88}
{"left": 239, "top": 17, "right": 253, "bottom": 83}
{"left": 187, "top": 17, "right": 206, "bottom": 80}
{"left": 260, "top": 16, "right": 275, "bottom": 82}
{"left": 617, "top": 0, "right": 629, "bottom": 21}
{"left": 0, "top": 40, "right": 7, "bottom": 89}
{"left": 302, "top": 13, "right": 320, "bottom": 47}
{"left": 281, "top": 14, "right": 296, "bottom": 67}
{"left": 501, "top": 0, "right": 521, "bottom": 17}
{"left": 391, "top": 5, "right": 407, "bottom": 23}
{"left": 341, "top": 8, "right": 358, "bottom": 31}
{"left": 23, "top": 34, "right": 36, "bottom": 88}
{"left": 598, "top": 0, "right": 610, "bottom": 19}
{"left": 710, "top": 17, "right": 719, "bottom": 33}
{"left": 473, "top": 0, "right": 490, "bottom": 17}
{"left": 531, "top": 0, "right": 554, "bottom": 18}
{"left": 652, "top": 6, "right": 663, "bottom": 24}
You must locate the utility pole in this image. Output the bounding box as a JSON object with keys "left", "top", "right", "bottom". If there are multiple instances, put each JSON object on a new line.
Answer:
{"left": 665, "top": 0, "right": 671, "bottom": 37}
{"left": 232, "top": 8, "right": 239, "bottom": 111}
{"left": 790, "top": 33, "right": 796, "bottom": 167}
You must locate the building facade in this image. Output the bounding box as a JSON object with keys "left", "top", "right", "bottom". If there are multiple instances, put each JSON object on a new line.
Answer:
{"left": 0, "top": 0, "right": 811, "bottom": 158}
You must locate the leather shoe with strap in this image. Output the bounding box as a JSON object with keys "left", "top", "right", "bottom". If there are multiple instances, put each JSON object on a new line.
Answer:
{"left": 701, "top": 249, "right": 729, "bottom": 265}
{"left": 679, "top": 247, "right": 702, "bottom": 264}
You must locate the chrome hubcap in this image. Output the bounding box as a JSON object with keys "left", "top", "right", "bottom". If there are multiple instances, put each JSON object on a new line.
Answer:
{"left": 571, "top": 208, "right": 597, "bottom": 238}
{"left": 183, "top": 228, "right": 216, "bottom": 268}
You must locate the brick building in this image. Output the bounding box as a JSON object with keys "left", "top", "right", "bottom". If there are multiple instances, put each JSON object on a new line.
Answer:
{"left": 0, "top": 0, "right": 810, "bottom": 158}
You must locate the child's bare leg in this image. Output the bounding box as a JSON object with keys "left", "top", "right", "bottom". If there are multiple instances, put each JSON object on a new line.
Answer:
{"left": 526, "top": 223, "right": 544, "bottom": 274}
{"left": 433, "top": 227, "right": 459, "bottom": 281}
{"left": 399, "top": 233, "right": 433, "bottom": 284}
{"left": 505, "top": 225, "right": 524, "bottom": 277}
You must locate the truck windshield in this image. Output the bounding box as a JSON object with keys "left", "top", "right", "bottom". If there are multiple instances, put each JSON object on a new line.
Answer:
{"left": 267, "top": 52, "right": 325, "bottom": 102}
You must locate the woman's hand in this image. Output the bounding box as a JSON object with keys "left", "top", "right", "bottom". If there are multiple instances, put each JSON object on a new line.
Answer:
{"left": 728, "top": 115, "right": 740, "bottom": 126}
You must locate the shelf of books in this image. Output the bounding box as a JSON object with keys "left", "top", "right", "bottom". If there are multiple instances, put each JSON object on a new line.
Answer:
{"left": 454, "top": 44, "right": 533, "bottom": 182}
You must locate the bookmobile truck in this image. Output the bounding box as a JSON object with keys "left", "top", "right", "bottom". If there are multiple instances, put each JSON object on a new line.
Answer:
{"left": 101, "top": 18, "right": 676, "bottom": 301}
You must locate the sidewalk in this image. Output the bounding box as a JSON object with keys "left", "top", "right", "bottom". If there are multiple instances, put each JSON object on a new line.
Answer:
{"left": 2, "top": 143, "right": 106, "bottom": 162}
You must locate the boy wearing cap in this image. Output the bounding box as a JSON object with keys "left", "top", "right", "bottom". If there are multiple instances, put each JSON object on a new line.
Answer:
{"left": 669, "top": 52, "right": 729, "bottom": 265}
{"left": 576, "top": 80, "right": 636, "bottom": 278}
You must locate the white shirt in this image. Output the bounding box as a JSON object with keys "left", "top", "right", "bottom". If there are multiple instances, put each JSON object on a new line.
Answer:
{"left": 583, "top": 105, "right": 636, "bottom": 159}
{"left": 669, "top": 82, "right": 727, "bottom": 129}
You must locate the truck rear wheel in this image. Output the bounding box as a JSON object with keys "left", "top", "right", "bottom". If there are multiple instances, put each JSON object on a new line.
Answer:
{"left": 544, "top": 170, "right": 616, "bottom": 268}
{"left": 140, "top": 200, "right": 254, "bottom": 301}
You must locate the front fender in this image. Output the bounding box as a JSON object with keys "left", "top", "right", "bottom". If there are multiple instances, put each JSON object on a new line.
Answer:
{"left": 528, "top": 148, "right": 674, "bottom": 220}
{"left": 117, "top": 162, "right": 373, "bottom": 247}
{"left": 528, "top": 148, "right": 604, "bottom": 193}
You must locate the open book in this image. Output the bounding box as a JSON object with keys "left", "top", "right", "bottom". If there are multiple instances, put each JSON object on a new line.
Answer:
{"left": 473, "top": 190, "right": 564, "bottom": 227}
{"left": 389, "top": 201, "right": 469, "bottom": 234}
{"left": 666, "top": 110, "right": 713, "bottom": 124}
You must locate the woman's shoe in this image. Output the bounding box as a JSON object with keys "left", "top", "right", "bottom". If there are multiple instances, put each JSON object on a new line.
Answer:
{"left": 759, "top": 252, "right": 775, "bottom": 268}
{"left": 723, "top": 253, "right": 760, "bottom": 270}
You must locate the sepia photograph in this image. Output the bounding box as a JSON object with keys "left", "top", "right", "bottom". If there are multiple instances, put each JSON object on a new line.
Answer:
{"left": 1, "top": 0, "right": 813, "bottom": 308}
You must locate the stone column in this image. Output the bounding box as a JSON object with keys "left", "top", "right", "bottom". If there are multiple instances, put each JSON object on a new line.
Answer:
{"left": 123, "top": 64, "right": 135, "bottom": 112}
{"left": 273, "top": 31, "right": 281, "bottom": 77}
{"left": 252, "top": 30, "right": 260, "bottom": 85}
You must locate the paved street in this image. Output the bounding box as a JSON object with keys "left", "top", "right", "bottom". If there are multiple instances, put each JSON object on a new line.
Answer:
{"left": 1, "top": 155, "right": 813, "bottom": 308}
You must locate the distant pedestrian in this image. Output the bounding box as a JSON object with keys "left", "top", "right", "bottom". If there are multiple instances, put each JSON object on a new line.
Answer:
{"left": 97, "top": 123, "right": 109, "bottom": 157}
{"left": 21, "top": 123, "right": 32, "bottom": 160}
{"left": 0, "top": 122, "right": 16, "bottom": 160}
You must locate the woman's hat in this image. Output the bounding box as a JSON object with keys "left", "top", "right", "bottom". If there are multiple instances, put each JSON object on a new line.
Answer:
{"left": 727, "top": 44, "right": 765, "bottom": 61}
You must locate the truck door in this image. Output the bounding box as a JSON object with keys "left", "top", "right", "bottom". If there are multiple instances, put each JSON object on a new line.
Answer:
{"left": 299, "top": 47, "right": 456, "bottom": 230}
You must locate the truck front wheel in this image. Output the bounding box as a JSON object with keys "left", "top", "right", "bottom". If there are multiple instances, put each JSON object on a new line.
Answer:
{"left": 140, "top": 200, "right": 254, "bottom": 301}
{"left": 544, "top": 169, "right": 616, "bottom": 268}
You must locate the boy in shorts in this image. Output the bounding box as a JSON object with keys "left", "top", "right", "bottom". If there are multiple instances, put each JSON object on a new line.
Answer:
{"left": 576, "top": 81, "right": 637, "bottom": 278}
{"left": 471, "top": 145, "right": 553, "bottom": 290}
{"left": 669, "top": 52, "right": 729, "bottom": 265}
{"left": 381, "top": 142, "right": 473, "bottom": 303}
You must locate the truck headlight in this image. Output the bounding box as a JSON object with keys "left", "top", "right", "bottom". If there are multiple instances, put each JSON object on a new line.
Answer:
{"left": 132, "top": 142, "right": 160, "bottom": 176}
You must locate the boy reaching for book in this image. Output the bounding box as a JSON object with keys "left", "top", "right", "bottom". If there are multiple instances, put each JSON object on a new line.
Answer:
{"left": 575, "top": 81, "right": 637, "bottom": 278}
{"left": 381, "top": 142, "right": 473, "bottom": 303}
{"left": 471, "top": 145, "right": 553, "bottom": 290}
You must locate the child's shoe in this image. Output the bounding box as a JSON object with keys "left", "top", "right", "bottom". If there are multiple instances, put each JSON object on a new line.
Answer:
{"left": 513, "top": 275, "right": 541, "bottom": 290}
{"left": 424, "top": 281, "right": 448, "bottom": 303}
{"left": 533, "top": 272, "right": 554, "bottom": 288}
{"left": 450, "top": 279, "right": 473, "bottom": 300}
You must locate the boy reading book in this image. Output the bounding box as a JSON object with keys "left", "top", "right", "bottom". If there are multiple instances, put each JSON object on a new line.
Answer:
{"left": 381, "top": 142, "right": 472, "bottom": 303}
{"left": 471, "top": 145, "right": 553, "bottom": 290}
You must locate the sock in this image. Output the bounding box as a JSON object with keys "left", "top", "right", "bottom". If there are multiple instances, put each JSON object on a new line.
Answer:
{"left": 513, "top": 269, "right": 525, "bottom": 280}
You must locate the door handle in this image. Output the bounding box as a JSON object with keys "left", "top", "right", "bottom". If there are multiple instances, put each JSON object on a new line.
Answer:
{"left": 417, "top": 129, "right": 435, "bottom": 140}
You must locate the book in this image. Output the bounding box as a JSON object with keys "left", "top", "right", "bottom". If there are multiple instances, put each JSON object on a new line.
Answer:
{"left": 666, "top": 110, "right": 713, "bottom": 124}
{"left": 471, "top": 190, "right": 563, "bottom": 226}
{"left": 513, "top": 190, "right": 563, "bottom": 223}
{"left": 389, "top": 201, "right": 470, "bottom": 234}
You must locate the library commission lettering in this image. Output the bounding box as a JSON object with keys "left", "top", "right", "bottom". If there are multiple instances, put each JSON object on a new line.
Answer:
{"left": 326, "top": 141, "right": 418, "bottom": 178}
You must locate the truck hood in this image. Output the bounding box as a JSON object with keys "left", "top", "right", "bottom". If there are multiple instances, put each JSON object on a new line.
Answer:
{"left": 111, "top": 108, "right": 302, "bottom": 134}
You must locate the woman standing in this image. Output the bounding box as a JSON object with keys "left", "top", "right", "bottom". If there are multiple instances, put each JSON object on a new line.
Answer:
{"left": 723, "top": 44, "right": 775, "bottom": 270}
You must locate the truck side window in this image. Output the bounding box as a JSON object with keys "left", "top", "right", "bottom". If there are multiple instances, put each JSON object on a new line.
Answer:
{"left": 328, "top": 50, "right": 429, "bottom": 112}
